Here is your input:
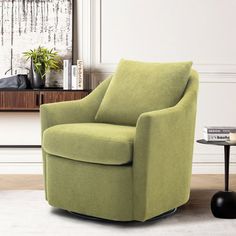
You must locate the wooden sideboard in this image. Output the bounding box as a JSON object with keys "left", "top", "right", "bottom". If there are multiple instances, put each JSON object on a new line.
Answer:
{"left": 0, "top": 89, "right": 90, "bottom": 111}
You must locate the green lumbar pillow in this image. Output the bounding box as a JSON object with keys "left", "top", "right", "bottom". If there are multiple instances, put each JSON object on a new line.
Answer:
{"left": 95, "top": 59, "right": 192, "bottom": 126}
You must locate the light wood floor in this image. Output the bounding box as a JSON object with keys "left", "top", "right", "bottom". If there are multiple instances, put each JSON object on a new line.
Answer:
{"left": 0, "top": 175, "right": 44, "bottom": 190}
{"left": 0, "top": 174, "right": 235, "bottom": 208}
{"left": 0, "top": 174, "right": 235, "bottom": 190}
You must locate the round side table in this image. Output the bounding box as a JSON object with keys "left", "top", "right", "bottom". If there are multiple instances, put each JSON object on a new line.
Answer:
{"left": 197, "top": 139, "right": 236, "bottom": 219}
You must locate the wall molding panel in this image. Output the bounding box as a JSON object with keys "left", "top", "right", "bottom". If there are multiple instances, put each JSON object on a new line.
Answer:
{"left": 77, "top": 0, "right": 236, "bottom": 87}
{"left": 0, "top": 149, "right": 42, "bottom": 174}
{"left": 86, "top": 0, "right": 236, "bottom": 74}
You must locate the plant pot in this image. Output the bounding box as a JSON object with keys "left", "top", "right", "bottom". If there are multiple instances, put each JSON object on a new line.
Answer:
{"left": 45, "top": 70, "right": 63, "bottom": 88}
{"left": 31, "top": 60, "right": 45, "bottom": 89}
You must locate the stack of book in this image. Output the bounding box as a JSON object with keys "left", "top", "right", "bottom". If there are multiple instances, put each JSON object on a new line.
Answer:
{"left": 203, "top": 126, "right": 236, "bottom": 141}
{"left": 63, "top": 59, "right": 87, "bottom": 90}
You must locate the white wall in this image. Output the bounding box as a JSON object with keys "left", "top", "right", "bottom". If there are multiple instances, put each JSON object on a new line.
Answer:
{"left": 0, "top": 113, "right": 42, "bottom": 173}
{"left": 1, "top": 0, "right": 236, "bottom": 174}
{"left": 99, "top": 0, "right": 236, "bottom": 65}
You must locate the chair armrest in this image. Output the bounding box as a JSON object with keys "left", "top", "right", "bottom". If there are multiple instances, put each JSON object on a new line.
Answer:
{"left": 40, "top": 77, "right": 111, "bottom": 134}
{"left": 41, "top": 99, "right": 91, "bottom": 134}
{"left": 133, "top": 77, "right": 198, "bottom": 221}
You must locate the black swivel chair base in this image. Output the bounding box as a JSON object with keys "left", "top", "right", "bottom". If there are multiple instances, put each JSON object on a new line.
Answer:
{"left": 69, "top": 208, "right": 177, "bottom": 223}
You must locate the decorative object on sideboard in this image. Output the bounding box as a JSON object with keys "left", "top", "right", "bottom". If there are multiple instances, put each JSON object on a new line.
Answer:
{"left": 71, "top": 60, "right": 85, "bottom": 90}
{"left": 46, "top": 69, "right": 63, "bottom": 88}
{"left": 77, "top": 60, "right": 84, "bottom": 90}
{"left": 63, "top": 59, "right": 88, "bottom": 90}
{"left": 0, "top": 74, "right": 29, "bottom": 89}
{"left": 203, "top": 126, "right": 236, "bottom": 141}
{"left": 71, "top": 65, "right": 78, "bottom": 90}
{"left": 23, "top": 47, "right": 62, "bottom": 89}
{"left": 63, "top": 59, "right": 72, "bottom": 90}
{"left": 228, "top": 131, "right": 236, "bottom": 144}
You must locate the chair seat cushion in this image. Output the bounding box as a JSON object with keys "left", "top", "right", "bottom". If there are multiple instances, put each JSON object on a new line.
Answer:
{"left": 43, "top": 123, "right": 135, "bottom": 165}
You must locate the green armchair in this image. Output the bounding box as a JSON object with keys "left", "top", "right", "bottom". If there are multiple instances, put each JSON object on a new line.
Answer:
{"left": 41, "top": 60, "right": 199, "bottom": 222}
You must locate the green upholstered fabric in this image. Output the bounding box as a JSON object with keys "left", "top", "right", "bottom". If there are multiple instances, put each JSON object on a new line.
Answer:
{"left": 46, "top": 154, "right": 133, "bottom": 221}
{"left": 95, "top": 59, "right": 192, "bottom": 126}
{"left": 43, "top": 123, "right": 135, "bottom": 165}
{"left": 40, "top": 77, "right": 111, "bottom": 199}
{"left": 41, "top": 66, "right": 199, "bottom": 222}
{"left": 133, "top": 70, "right": 199, "bottom": 221}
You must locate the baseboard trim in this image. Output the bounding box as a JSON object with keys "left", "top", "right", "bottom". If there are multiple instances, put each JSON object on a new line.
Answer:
{"left": 0, "top": 149, "right": 235, "bottom": 174}
{"left": 0, "top": 148, "right": 42, "bottom": 163}
{"left": 0, "top": 162, "right": 235, "bottom": 174}
{"left": 0, "top": 163, "right": 43, "bottom": 174}
{"left": 192, "top": 162, "right": 236, "bottom": 174}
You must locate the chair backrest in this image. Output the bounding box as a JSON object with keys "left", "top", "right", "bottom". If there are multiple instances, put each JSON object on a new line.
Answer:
{"left": 180, "top": 69, "right": 199, "bottom": 105}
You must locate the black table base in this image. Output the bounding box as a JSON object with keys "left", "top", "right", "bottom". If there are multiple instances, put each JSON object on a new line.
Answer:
{"left": 211, "top": 191, "right": 236, "bottom": 219}
{"left": 197, "top": 139, "right": 236, "bottom": 219}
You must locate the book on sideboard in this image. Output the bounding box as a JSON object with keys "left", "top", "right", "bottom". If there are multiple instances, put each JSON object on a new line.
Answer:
{"left": 63, "top": 59, "right": 72, "bottom": 90}
{"left": 63, "top": 59, "right": 88, "bottom": 90}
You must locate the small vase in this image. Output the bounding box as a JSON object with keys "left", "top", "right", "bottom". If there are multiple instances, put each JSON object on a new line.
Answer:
{"left": 45, "top": 70, "right": 63, "bottom": 88}
{"left": 31, "top": 60, "right": 45, "bottom": 89}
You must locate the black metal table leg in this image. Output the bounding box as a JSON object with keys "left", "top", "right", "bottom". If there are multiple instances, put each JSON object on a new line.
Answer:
{"left": 224, "top": 145, "right": 230, "bottom": 192}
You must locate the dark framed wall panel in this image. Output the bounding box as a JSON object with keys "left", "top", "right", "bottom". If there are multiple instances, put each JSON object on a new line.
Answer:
{"left": 0, "top": 0, "right": 74, "bottom": 84}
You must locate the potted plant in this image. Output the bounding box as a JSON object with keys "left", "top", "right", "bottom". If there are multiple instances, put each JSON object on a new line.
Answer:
{"left": 23, "top": 46, "right": 62, "bottom": 88}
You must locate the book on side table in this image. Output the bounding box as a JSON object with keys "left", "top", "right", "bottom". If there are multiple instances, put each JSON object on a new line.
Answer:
{"left": 203, "top": 126, "right": 236, "bottom": 141}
